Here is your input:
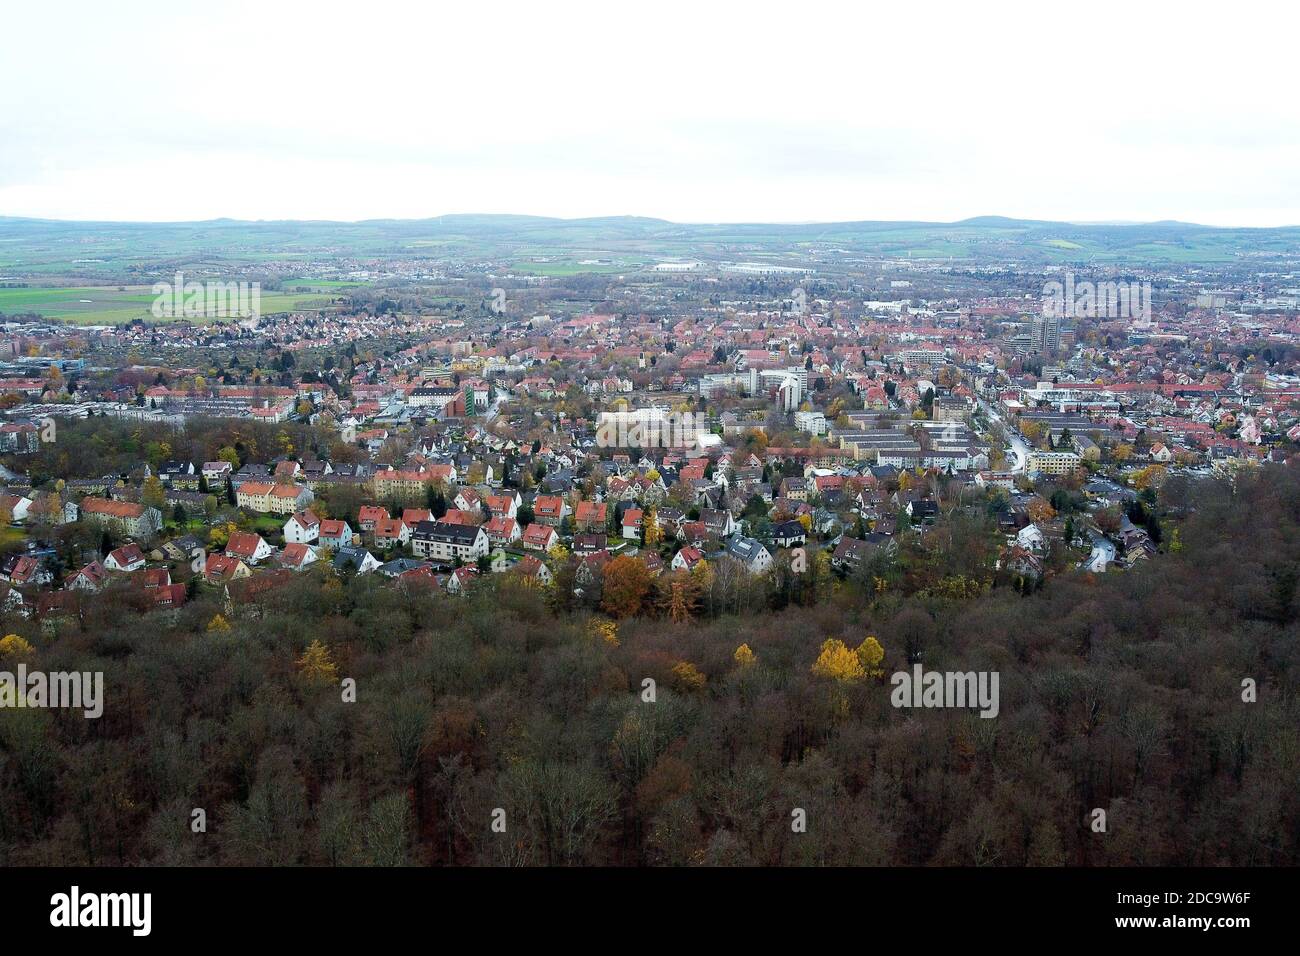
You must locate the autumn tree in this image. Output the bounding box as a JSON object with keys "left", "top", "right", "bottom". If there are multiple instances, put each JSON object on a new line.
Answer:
{"left": 856, "top": 636, "right": 886, "bottom": 679}
{"left": 1026, "top": 496, "right": 1056, "bottom": 524}
{"left": 811, "top": 639, "right": 865, "bottom": 683}
{"left": 601, "top": 555, "right": 653, "bottom": 618}
{"left": 297, "top": 639, "right": 339, "bottom": 685}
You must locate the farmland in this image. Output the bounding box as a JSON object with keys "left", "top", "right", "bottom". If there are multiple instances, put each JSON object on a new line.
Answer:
{"left": 0, "top": 284, "right": 346, "bottom": 324}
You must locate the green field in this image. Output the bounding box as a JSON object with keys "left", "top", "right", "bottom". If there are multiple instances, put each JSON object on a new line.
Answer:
{"left": 279, "top": 277, "right": 368, "bottom": 292}
{"left": 0, "top": 285, "right": 345, "bottom": 324}
{"left": 508, "top": 258, "right": 636, "bottom": 276}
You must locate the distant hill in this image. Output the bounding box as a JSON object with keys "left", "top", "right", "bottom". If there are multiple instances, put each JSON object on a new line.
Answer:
{"left": 2, "top": 213, "right": 1299, "bottom": 274}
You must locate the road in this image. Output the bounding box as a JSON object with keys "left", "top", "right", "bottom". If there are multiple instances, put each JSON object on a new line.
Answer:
{"left": 976, "top": 394, "right": 1029, "bottom": 473}
{"left": 1084, "top": 532, "right": 1116, "bottom": 572}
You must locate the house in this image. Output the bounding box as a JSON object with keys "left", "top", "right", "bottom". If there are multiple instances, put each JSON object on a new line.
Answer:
{"left": 202, "top": 461, "right": 233, "bottom": 483}
{"left": 225, "top": 531, "right": 274, "bottom": 565}
{"left": 0, "top": 494, "right": 32, "bottom": 523}
{"left": 401, "top": 508, "right": 432, "bottom": 527}
{"left": 1015, "top": 523, "right": 1046, "bottom": 554}
{"left": 371, "top": 463, "right": 457, "bottom": 501}
{"left": 572, "top": 533, "right": 606, "bottom": 554}
{"left": 1150, "top": 442, "right": 1173, "bottom": 463}
{"left": 231, "top": 463, "right": 272, "bottom": 490}
{"left": 512, "top": 554, "right": 553, "bottom": 587}
{"left": 772, "top": 519, "right": 807, "bottom": 548}
{"left": 79, "top": 497, "right": 162, "bottom": 538}
{"left": 533, "top": 495, "right": 568, "bottom": 527}
{"left": 906, "top": 499, "right": 939, "bottom": 523}
{"left": 0, "top": 583, "right": 27, "bottom": 616}
{"left": 724, "top": 536, "right": 773, "bottom": 574}
{"left": 317, "top": 519, "right": 353, "bottom": 550}
{"left": 333, "top": 546, "right": 382, "bottom": 575}
{"left": 0, "top": 553, "right": 52, "bottom": 587}
{"left": 456, "top": 488, "right": 485, "bottom": 513}
{"left": 1002, "top": 545, "right": 1044, "bottom": 579}
{"left": 679, "top": 520, "right": 708, "bottom": 548}
{"left": 699, "top": 509, "right": 736, "bottom": 539}
{"left": 574, "top": 500, "right": 607, "bottom": 532}
{"left": 831, "top": 534, "right": 893, "bottom": 572}
{"left": 104, "top": 543, "right": 146, "bottom": 572}
{"left": 284, "top": 510, "right": 321, "bottom": 544}
{"left": 780, "top": 477, "right": 808, "bottom": 501}
{"left": 204, "top": 553, "right": 251, "bottom": 584}
{"left": 357, "top": 506, "right": 389, "bottom": 532}
{"left": 277, "top": 543, "right": 319, "bottom": 571}
{"left": 236, "top": 481, "right": 314, "bottom": 515}
{"left": 439, "top": 508, "right": 480, "bottom": 526}
{"left": 158, "top": 461, "right": 197, "bottom": 487}
{"left": 66, "top": 560, "right": 107, "bottom": 592}
{"left": 621, "top": 508, "right": 644, "bottom": 540}
{"left": 133, "top": 567, "right": 172, "bottom": 589}
{"left": 446, "top": 566, "right": 480, "bottom": 593}
{"left": 483, "top": 515, "right": 521, "bottom": 546}
{"left": 411, "top": 521, "right": 489, "bottom": 563}
{"left": 575, "top": 550, "right": 611, "bottom": 588}
{"left": 520, "top": 523, "right": 559, "bottom": 552}
{"left": 373, "top": 517, "right": 411, "bottom": 548}
{"left": 483, "top": 493, "right": 518, "bottom": 519}
{"left": 146, "top": 581, "right": 188, "bottom": 609}
{"left": 378, "top": 557, "right": 432, "bottom": 578}
{"left": 671, "top": 546, "right": 705, "bottom": 571}
{"left": 161, "top": 533, "right": 203, "bottom": 563}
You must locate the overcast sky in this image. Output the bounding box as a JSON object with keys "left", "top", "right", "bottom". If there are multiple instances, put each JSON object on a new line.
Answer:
{"left": 2, "top": 0, "right": 1296, "bottom": 226}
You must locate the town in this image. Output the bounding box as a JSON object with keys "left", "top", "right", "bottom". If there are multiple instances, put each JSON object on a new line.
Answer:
{"left": 0, "top": 247, "right": 1291, "bottom": 620}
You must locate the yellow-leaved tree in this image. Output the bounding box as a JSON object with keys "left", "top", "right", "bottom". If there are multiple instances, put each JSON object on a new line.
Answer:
{"left": 811, "top": 638, "right": 865, "bottom": 683}
{"left": 297, "top": 640, "right": 338, "bottom": 685}
{"left": 856, "top": 636, "right": 886, "bottom": 679}
{"left": 671, "top": 661, "right": 706, "bottom": 692}
{"left": 734, "top": 643, "right": 756, "bottom": 668}
{"left": 0, "top": 634, "right": 34, "bottom": 659}
{"left": 589, "top": 618, "right": 619, "bottom": 647}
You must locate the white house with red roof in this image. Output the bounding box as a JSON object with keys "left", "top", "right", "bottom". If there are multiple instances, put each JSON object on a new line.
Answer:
{"left": 104, "top": 543, "right": 146, "bottom": 572}
{"left": 225, "top": 531, "right": 274, "bottom": 565}
{"left": 67, "top": 559, "right": 107, "bottom": 592}
{"left": 671, "top": 546, "right": 705, "bottom": 572}
{"left": 521, "top": 523, "right": 558, "bottom": 552}
{"left": 277, "top": 543, "right": 319, "bottom": 571}
{"left": 484, "top": 515, "right": 520, "bottom": 545}
{"left": 318, "top": 518, "right": 353, "bottom": 549}
{"left": 284, "top": 510, "right": 321, "bottom": 544}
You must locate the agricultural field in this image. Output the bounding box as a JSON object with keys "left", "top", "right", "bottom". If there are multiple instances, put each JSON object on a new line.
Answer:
{"left": 0, "top": 284, "right": 346, "bottom": 324}
{"left": 507, "top": 258, "right": 637, "bottom": 276}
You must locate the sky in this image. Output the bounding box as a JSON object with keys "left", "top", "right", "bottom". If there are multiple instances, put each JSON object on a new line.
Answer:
{"left": 2, "top": 0, "right": 1297, "bottom": 226}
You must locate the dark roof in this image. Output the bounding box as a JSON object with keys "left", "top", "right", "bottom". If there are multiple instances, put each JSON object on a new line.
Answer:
{"left": 413, "top": 520, "right": 484, "bottom": 544}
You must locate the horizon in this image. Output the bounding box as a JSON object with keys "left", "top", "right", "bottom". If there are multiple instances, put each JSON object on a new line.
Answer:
{"left": 3, "top": 212, "right": 1297, "bottom": 231}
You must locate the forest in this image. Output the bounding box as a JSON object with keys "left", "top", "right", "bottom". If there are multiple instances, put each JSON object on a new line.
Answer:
{"left": 0, "top": 462, "right": 1297, "bottom": 866}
